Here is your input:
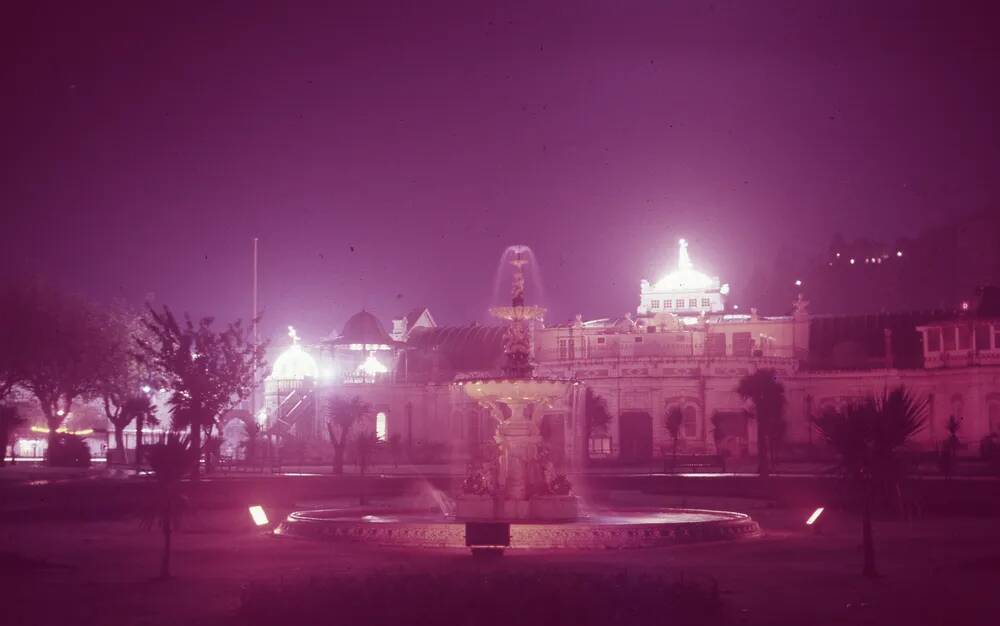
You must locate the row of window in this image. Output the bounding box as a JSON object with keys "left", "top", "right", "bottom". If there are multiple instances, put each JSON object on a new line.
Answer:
{"left": 926, "top": 325, "right": 1000, "bottom": 353}
{"left": 557, "top": 331, "right": 754, "bottom": 359}
{"left": 649, "top": 298, "right": 712, "bottom": 309}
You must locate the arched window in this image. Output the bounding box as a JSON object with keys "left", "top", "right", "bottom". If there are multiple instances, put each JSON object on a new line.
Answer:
{"left": 375, "top": 411, "right": 387, "bottom": 442}
{"left": 682, "top": 405, "right": 698, "bottom": 438}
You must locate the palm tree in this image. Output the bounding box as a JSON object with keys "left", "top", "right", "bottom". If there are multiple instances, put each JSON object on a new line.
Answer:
{"left": 736, "top": 369, "right": 786, "bottom": 477}
{"left": 665, "top": 406, "right": 683, "bottom": 473}
{"left": 327, "top": 396, "right": 371, "bottom": 475}
{"left": 143, "top": 433, "right": 196, "bottom": 579}
{"left": 813, "top": 386, "right": 926, "bottom": 577}
{"left": 115, "top": 394, "right": 156, "bottom": 470}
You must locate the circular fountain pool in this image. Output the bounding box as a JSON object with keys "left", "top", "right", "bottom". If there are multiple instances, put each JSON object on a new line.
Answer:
{"left": 274, "top": 508, "right": 760, "bottom": 549}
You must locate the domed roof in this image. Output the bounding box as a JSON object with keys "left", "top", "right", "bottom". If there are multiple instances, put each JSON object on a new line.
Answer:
{"left": 330, "top": 310, "right": 397, "bottom": 346}
{"left": 269, "top": 328, "right": 318, "bottom": 381}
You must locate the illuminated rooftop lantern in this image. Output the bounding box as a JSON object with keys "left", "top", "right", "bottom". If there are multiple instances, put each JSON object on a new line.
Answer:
{"left": 652, "top": 238, "right": 719, "bottom": 292}
{"left": 269, "top": 326, "right": 319, "bottom": 381}
{"left": 638, "top": 238, "right": 727, "bottom": 316}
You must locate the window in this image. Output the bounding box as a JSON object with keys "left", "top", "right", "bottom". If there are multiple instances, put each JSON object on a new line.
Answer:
{"left": 650, "top": 300, "right": 660, "bottom": 309}
{"left": 375, "top": 411, "right": 387, "bottom": 442}
{"left": 689, "top": 298, "right": 698, "bottom": 308}
{"left": 635, "top": 336, "right": 643, "bottom": 343}
{"left": 596, "top": 336, "right": 606, "bottom": 344}
{"left": 682, "top": 406, "right": 697, "bottom": 438}
{"left": 701, "top": 298, "right": 711, "bottom": 308}
{"left": 588, "top": 435, "right": 612, "bottom": 457}
{"left": 646, "top": 325, "right": 656, "bottom": 333}
{"left": 958, "top": 326, "right": 971, "bottom": 350}
{"left": 558, "top": 338, "right": 575, "bottom": 360}
{"left": 732, "top": 332, "right": 752, "bottom": 356}
{"left": 927, "top": 328, "right": 941, "bottom": 352}
{"left": 664, "top": 300, "right": 672, "bottom": 309}
{"left": 705, "top": 333, "right": 726, "bottom": 357}
{"left": 975, "top": 325, "right": 991, "bottom": 350}
{"left": 995, "top": 327, "right": 1000, "bottom": 349}
{"left": 943, "top": 328, "right": 956, "bottom": 351}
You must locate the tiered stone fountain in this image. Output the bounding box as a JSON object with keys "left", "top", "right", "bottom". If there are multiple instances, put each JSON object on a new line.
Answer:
{"left": 455, "top": 249, "right": 578, "bottom": 521}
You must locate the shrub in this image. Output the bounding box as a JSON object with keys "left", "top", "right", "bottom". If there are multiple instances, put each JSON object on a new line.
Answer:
{"left": 47, "top": 433, "right": 91, "bottom": 467}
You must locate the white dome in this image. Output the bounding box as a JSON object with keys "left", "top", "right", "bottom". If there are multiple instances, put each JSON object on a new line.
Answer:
{"left": 652, "top": 238, "right": 719, "bottom": 291}
{"left": 270, "top": 343, "right": 318, "bottom": 381}
{"left": 653, "top": 268, "right": 717, "bottom": 291}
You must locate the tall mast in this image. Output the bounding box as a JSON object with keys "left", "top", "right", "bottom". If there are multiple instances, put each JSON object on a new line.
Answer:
{"left": 251, "top": 238, "right": 259, "bottom": 424}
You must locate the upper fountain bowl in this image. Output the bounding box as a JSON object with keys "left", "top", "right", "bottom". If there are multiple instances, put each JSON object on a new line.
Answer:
{"left": 459, "top": 378, "right": 572, "bottom": 403}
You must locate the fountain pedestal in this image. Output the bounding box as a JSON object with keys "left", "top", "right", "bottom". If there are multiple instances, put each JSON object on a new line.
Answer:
{"left": 456, "top": 379, "right": 578, "bottom": 522}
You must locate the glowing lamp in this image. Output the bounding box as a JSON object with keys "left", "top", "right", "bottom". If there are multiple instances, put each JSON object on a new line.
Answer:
{"left": 249, "top": 505, "right": 269, "bottom": 527}
{"left": 357, "top": 352, "right": 388, "bottom": 376}
{"left": 896, "top": 250, "right": 903, "bottom": 257}
{"left": 806, "top": 507, "right": 824, "bottom": 526}
{"left": 849, "top": 258, "right": 855, "bottom": 264}
{"left": 794, "top": 279, "right": 802, "bottom": 287}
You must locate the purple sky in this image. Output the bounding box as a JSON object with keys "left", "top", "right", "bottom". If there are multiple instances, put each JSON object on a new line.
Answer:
{"left": 4, "top": 1, "right": 999, "bottom": 344}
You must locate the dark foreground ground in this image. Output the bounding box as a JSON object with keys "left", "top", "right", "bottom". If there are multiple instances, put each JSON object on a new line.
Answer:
{"left": 2, "top": 486, "right": 999, "bottom": 626}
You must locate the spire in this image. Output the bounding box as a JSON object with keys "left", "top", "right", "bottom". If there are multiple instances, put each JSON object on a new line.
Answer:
{"left": 287, "top": 325, "right": 300, "bottom": 345}
{"left": 678, "top": 238, "right": 693, "bottom": 271}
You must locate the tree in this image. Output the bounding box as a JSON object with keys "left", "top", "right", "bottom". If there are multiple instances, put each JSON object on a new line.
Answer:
{"left": 0, "top": 283, "right": 33, "bottom": 402}
{"left": 813, "top": 386, "right": 926, "bottom": 577}
{"left": 142, "top": 433, "right": 196, "bottom": 579}
{"left": 353, "top": 431, "right": 381, "bottom": 505}
{"left": 584, "top": 387, "right": 612, "bottom": 439}
{"left": 94, "top": 305, "right": 159, "bottom": 466}
{"left": 0, "top": 404, "right": 25, "bottom": 467}
{"left": 736, "top": 369, "right": 786, "bottom": 477}
{"left": 124, "top": 395, "right": 158, "bottom": 470}
{"left": 17, "top": 285, "right": 107, "bottom": 462}
{"left": 665, "top": 406, "right": 683, "bottom": 473}
{"left": 938, "top": 415, "right": 961, "bottom": 480}
{"left": 326, "top": 396, "right": 370, "bottom": 475}
{"left": 135, "top": 306, "right": 265, "bottom": 479}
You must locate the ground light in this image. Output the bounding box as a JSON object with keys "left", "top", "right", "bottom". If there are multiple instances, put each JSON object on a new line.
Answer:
{"left": 249, "top": 505, "right": 269, "bottom": 527}
{"left": 806, "top": 507, "right": 825, "bottom": 533}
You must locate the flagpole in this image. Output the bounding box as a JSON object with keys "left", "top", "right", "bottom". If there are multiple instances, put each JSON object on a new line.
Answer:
{"left": 252, "top": 237, "right": 260, "bottom": 467}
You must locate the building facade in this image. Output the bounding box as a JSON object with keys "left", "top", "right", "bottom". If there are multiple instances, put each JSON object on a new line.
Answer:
{"left": 259, "top": 241, "right": 1000, "bottom": 469}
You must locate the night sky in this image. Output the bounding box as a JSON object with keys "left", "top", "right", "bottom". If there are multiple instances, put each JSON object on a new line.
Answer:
{"left": 4, "top": 1, "right": 999, "bottom": 345}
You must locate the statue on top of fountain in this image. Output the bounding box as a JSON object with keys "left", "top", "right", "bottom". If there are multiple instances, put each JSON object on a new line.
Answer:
{"left": 456, "top": 246, "right": 578, "bottom": 521}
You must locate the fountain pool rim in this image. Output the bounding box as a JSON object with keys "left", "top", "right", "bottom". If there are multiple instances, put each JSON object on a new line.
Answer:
{"left": 274, "top": 507, "right": 761, "bottom": 549}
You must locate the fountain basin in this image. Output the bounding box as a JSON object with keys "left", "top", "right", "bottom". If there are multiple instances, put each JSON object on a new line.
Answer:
{"left": 275, "top": 508, "right": 761, "bottom": 549}
{"left": 455, "top": 494, "right": 579, "bottom": 521}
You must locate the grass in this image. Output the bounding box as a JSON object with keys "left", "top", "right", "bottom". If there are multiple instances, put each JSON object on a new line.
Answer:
{"left": 1, "top": 499, "right": 999, "bottom": 625}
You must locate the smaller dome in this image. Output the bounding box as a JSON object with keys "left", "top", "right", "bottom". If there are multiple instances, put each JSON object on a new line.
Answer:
{"left": 270, "top": 343, "right": 318, "bottom": 381}
{"left": 330, "top": 310, "right": 396, "bottom": 346}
